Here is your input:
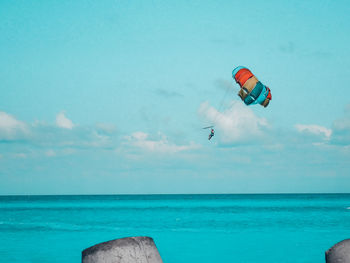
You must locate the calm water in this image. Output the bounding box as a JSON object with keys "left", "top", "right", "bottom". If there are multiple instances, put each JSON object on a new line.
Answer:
{"left": 1, "top": 194, "right": 350, "bottom": 262}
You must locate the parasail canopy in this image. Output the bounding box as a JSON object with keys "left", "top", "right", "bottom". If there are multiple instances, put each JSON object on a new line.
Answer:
{"left": 232, "top": 66, "right": 271, "bottom": 107}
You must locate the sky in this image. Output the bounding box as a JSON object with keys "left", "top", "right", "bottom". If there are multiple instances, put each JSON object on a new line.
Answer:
{"left": 1, "top": 0, "right": 350, "bottom": 194}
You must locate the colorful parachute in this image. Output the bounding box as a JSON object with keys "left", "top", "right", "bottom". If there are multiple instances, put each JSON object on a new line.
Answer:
{"left": 232, "top": 66, "right": 272, "bottom": 107}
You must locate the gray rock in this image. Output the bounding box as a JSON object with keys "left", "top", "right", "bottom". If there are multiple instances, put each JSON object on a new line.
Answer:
{"left": 82, "top": 236, "right": 163, "bottom": 263}
{"left": 326, "top": 239, "right": 350, "bottom": 263}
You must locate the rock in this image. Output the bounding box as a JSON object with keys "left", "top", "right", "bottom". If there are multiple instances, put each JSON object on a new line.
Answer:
{"left": 82, "top": 236, "right": 163, "bottom": 263}
{"left": 326, "top": 239, "right": 350, "bottom": 263}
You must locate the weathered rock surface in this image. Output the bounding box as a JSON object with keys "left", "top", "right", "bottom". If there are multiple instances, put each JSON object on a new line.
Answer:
{"left": 326, "top": 239, "right": 350, "bottom": 263}
{"left": 82, "top": 236, "right": 163, "bottom": 263}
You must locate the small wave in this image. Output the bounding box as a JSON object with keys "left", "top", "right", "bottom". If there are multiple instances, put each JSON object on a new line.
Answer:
{"left": 346, "top": 207, "right": 350, "bottom": 210}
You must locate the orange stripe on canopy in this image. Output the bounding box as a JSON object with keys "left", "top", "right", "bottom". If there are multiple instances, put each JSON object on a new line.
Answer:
{"left": 234, "top": 68, "right": 254, "bottom": 87}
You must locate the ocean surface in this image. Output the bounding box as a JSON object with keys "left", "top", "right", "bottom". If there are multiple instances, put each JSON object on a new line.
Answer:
{"left": 1, "top": 194, "right": 350, "bottom": 262}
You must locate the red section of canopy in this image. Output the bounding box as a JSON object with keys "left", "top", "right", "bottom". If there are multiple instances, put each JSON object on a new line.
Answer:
{"left": 234, "top": 68, "right": 254, "bottom": 87}
{"left": 267, "top": 87, "right": 272, "bottom": 100}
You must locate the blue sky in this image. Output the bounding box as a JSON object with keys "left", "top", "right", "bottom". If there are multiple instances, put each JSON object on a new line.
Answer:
{"left": 1, "top": 0, "right": 350, "bottom": 194}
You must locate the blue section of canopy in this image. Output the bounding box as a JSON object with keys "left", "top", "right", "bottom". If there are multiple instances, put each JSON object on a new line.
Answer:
{"left": 243, "top": 81, "right": 268, "bottom": 106}
{"left": 256, "top": 85, "right": 269, "bottom": 105}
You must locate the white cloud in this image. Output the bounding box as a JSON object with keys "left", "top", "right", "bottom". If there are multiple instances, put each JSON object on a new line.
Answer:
{"left": 56, "top": 112, "right": 74, "bottom": 129}
{"left": 82, "top": 130, "right": 111, "bottom": 148}
{"left": 0, "top": 111, "right": 118, "bottom": 156}
{"left": 0, "top": 112, "right": 29, "bottom": 140}
{"left": 13, "top": 153, "right": 27, "bottom": 159}
{"left": 198, "top": 101, "right": 269, "bottom": 144}
{"left": 330, "top": 104, "right": 350, "bottom": 145}
{"left": 333, "top": 119, "right": 350, "bottom": 131}
{"left": 45, "top": 150, "right": 56, "bottom": 157}
{"left": 131, "top": 131, "right": 148, "bottom": 141}
{"left": 124, "top": 132, "right": 199, "bottom": 154}
{"left": 96, "top": 123, "right": 117, "bottom": 134}
{"left": 295, "top": 124, "right": 332, "bottom": 139}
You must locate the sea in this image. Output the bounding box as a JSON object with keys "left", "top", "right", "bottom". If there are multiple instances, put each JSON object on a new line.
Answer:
{"left": 1, "top": 194, "right": 350, "bottom": 263}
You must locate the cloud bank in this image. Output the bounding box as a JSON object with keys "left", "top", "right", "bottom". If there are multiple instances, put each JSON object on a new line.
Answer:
{"left": 0, "top": 111, "right": 199, "bottom": 160}
{"left": 0, "top": 112, "right": 29, "bottom": 140}
{"left": 198, "top": 101, "right": 350, "bottom": 149}
{"left": 198, "top": 101, "right": 269, "bottom": 145}
{"left": 293, "top": 105, "right": 350, "bottom": 146}
{"left": 124, "top": 131, "right": 199, "bottom": 154}
{"left": 295, "top": 124, "right": 332, "bottom": 139}
{"left": 0, "top": 111, "right": 113, "bottom": 151}
{"left": 2, "top": 102, "right": 350, "bottom": 162}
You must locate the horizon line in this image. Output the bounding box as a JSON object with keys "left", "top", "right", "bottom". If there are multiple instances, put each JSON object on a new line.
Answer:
{"left": 1, "top": 192, "right": 350, "bottom": 197}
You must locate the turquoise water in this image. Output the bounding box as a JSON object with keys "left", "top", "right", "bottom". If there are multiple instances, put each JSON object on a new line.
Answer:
{"left": 1, "top": 194, "right": 350, "bottom": 262}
